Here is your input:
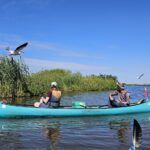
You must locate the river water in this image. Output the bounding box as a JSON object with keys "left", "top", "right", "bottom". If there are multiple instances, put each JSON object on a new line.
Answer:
{"left": 0, "top": 85, "right": 150, "bottom": 150}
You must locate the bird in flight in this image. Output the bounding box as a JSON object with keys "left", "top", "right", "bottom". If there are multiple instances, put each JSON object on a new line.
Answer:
{"left": 137, "top": 73, "right": 144, "bottom": 79}
{"left": 6, "top": 42, "right": 28, "bottom": 56}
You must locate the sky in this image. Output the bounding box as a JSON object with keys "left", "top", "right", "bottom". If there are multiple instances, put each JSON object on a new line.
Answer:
{"left": 0, "top": 0, "right": 150, "bottom": 84}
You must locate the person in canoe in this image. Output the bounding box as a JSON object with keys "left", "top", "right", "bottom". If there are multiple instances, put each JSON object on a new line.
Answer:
{"left": 34, "top": 82, "right": 61, "bottom": 108}
{"left": 109, "top": 82, "right": 130, "bottom": 107}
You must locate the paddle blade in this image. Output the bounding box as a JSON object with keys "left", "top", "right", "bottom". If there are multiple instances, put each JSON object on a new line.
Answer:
{"left": 133, "top": 119, "right": 142, "bottom": 148}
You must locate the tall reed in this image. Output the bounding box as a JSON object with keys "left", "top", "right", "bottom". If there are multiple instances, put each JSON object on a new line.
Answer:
{"left": 0, "top": 56, "right": 29, "bottom": 99}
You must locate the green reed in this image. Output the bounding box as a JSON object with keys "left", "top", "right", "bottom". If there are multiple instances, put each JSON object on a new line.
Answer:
{"left": 0, "top": 56, "right": 29, "bottom": 99}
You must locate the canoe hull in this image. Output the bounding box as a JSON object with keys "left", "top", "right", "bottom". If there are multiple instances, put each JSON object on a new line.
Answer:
{"left": 0, "top": 101, "right": 150, "bottom": 118}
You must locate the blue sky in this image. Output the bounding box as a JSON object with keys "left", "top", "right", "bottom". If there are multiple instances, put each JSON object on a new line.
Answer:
{"left": 0, "top": 0, "right": 150, "bottom": 84}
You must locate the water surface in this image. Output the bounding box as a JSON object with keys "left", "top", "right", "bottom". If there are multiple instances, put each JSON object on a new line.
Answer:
{"left": 1, "top": 85, "right": 150, "bottom": 150}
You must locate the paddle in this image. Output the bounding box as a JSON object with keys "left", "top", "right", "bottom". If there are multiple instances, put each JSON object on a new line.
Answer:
{"left": 129, "top": 119, "right": 142, "bottom": 150}
{"left": 134, "top": 99, "right": 146, "bottom": 105}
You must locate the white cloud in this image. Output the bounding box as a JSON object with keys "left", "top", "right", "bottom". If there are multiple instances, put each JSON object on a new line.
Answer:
{"left": 29, "top": 41, "right": 103, "bottom": 59}
{"left": 0, "top": 33, "right": 103, "bottom": 60}
{"left": 25, "top": 57, "right": 110, "bottom": 75}
{"left": 0, "top": 0, "right": 50, "bottom": 12}
{"left": 0, "top": 33, "right": 24, "bottom": 48}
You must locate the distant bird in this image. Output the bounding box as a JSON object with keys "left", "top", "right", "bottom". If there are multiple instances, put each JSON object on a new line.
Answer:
{"left": 129, "top": 119, "right": 142, "bottom": 150}
{"left": 6, "top": 42, "right": 28, "bottom": 56}
{"left": 137, "top": 73, "right": 144, "bottom": 79}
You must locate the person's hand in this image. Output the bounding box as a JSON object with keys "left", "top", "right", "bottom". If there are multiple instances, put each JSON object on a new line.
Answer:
{"left": 40, "top": 97, "right": 45, "bottom": 103}
{"left": 2, "top": 99, "right": 7, "bottom": 104}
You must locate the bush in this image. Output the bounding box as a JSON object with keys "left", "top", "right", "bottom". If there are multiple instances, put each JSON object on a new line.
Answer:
{"left": 28, "top": 69, "right": 117, "bottom": 95}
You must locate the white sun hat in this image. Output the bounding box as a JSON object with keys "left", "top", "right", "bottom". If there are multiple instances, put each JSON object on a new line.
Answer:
{"left": 51, "top": 81, "right": 57, "bottom": 87}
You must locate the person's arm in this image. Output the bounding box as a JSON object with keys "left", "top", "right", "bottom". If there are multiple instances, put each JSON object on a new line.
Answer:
{"left": 109, "top": 91, "right": 118, "bottom": 101}
{"left": 42, "top": 91, "right": 52, "bottom": 104}
{"left": 126, "top": 92, "right": 131, "bottom": 103}
{"left": 42, "top": 97, "right": 50, "bottom": 103}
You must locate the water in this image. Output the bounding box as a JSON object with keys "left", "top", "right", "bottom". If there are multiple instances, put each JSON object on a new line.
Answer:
{"left": 1, "top": 85, "right": 150, "bottom": 150}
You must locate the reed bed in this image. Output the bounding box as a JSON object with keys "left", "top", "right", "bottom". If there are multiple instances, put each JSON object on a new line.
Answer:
{"left": 0, "top": 56, "right": 117, "bottom": 98}
{"left": 0, "top": 56, "right": 29, "bottom": 99}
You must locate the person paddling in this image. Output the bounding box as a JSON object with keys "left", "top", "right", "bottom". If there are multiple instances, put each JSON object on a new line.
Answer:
{"left": 34, "top": 82, "right": 61, "bottom": 108}
{"left": 109, "top": 82, "right": 130, "bottom": 107}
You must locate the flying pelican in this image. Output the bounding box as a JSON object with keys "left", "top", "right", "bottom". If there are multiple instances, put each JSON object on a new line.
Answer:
{"left": 6, "top": 42, "right": 28, "bottom": 56}
{"left": 137, "top": 73, "right": 144, "bottom": 79}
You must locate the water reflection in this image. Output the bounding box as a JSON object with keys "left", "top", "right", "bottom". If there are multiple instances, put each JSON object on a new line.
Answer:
{"left": 109, "top": 120, "right": 130, "bottom": 143}
{"left": 44, "top": 127, "right": 60, "bottom": 150}
{"left": 0, "top": 114, "right": 149, "bottom": 149}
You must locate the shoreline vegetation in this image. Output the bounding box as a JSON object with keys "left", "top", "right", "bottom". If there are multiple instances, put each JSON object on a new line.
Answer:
{"left": 0, "top": 56, "right": 117, "bottom": 99}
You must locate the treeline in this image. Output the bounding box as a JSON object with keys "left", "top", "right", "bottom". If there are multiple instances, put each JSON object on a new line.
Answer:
{"left": 0, "top": 56, "right": 117, "bottom": 98}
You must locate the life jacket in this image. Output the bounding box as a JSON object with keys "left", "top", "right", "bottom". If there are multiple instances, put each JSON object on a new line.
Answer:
{"left": 48, "top": 91, "right": 60, "bottom": 107}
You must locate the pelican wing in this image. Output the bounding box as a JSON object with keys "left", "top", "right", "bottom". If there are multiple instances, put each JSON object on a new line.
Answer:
{"left": 15, "top": 42, "right": 28, "bottom": 53}
{"left": 133, "top": 119, "right": 142, "bottom": 148}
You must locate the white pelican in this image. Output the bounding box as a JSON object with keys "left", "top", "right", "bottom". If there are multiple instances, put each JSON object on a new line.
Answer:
{"left": 6, "top": 42, "right": 28, "bottom": 56}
